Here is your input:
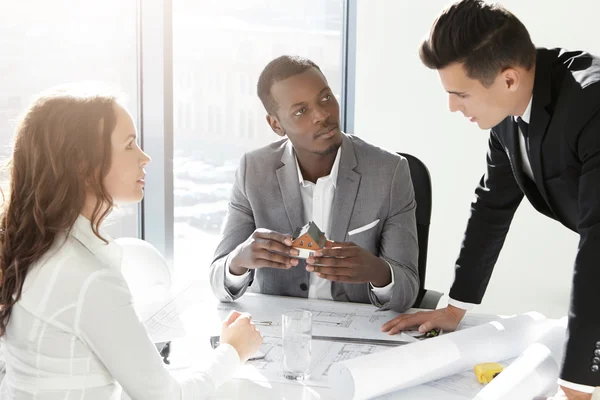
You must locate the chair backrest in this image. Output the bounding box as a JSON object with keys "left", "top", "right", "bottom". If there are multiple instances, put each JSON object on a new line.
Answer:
{"left": 397, "top": 152, "right": 432, "bottom": 307}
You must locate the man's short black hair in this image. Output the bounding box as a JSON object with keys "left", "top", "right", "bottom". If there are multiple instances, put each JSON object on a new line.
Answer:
{"left": 257, "top": 55, "right": 322, "bottom": 115}
{"left": 419, "top": 0, "right": 536, "bottom": 87}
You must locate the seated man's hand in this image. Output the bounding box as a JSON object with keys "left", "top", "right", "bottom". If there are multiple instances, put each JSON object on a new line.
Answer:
{"left": 380, "top": 305, "right": 466, "bottom": 335}
{"left": 305, "top": 241, "right": 391, "bottom": 286}
{"left": 228, "top": 229, "right": 299, "bottom": 275}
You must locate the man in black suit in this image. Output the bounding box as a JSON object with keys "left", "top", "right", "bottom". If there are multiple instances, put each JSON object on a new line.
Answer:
{"left": 381, "top": 1, "right": 600, "bottom": 398}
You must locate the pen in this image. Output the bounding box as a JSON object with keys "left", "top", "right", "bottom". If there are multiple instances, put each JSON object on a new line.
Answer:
{"left": 253, "top": 320, "right": 272, "bottom": 326}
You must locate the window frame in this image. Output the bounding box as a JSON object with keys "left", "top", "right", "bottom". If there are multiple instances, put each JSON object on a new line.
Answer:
{"left": 139, "top": 0, "right": 356, "bottom": 269}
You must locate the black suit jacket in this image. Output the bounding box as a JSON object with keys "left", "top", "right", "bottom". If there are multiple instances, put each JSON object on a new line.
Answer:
{"left": 450, "top": 48, "right": 600, "bottom": 386}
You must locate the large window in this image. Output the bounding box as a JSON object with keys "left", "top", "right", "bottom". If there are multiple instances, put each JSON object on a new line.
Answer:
{"left": 172, "top": 0, "right": 345, "bottom": 280}
{"left": 0, "top": 0, "right": 139, "bottom": 238}
{"left": 0, "top": 0, "right": 348, "bottom": 282}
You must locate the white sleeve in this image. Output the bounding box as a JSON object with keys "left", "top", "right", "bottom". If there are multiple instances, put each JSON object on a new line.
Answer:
{"left": 76, "top": 269, "right": 240, "bottom": 400}
{"left": 224, "top": 259, "right": 251, "bottom": 294}
{"left": 369, "top": 261, "right": 395, "bottom": 303}
{"left": 448, "top": 298, "right": 476, "bottom": 310}
{"left": 556, "top": 379, "right": 596, "bottom": 394}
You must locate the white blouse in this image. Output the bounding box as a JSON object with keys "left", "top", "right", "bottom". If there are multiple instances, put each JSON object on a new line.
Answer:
{"left": 0, "top": 215, "right": 240, "bottom": 399}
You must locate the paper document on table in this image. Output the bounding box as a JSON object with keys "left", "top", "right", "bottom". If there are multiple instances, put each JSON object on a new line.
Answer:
{"left": 422, "top": 358, "right": 516, "bottom": 398}
{"left": 474, "top": 317, "right": 567, "bottom": 400}
{"left": 459, "top": 313, "right": 505, "bottom": 329}
{"left": 142, "top": 283, "right": 198, "bottom": 343}
{"left": 329, "top": 312, "right": 551, "bottom": 400}
{"left": 234, "top": 335, "right": 390, "bottom": 387}
{"left": 216, "top": 294, "right": 415, "bottom": 343}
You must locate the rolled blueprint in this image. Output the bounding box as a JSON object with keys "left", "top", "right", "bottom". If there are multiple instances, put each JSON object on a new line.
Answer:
{"left": 329, "top": 312, "right": 550, "bottom": 400}
{"left": 474, "top": 317, "right": 567, "bottom": 400}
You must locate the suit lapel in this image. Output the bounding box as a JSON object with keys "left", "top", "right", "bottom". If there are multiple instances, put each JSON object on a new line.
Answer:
{"left": 527, "top": 50, "right": 553, "bottom": 204}
{"left": 504, "top": 119, "right": 529, "bottom": 187}
{"left": 276, "top": 141, "right": 305, "bottom": 233}
{"left": 503, "top": 117, "right": 549, "bottom": 208}
{"left": 329, "top": 135, "right": 361, "bottom": 242}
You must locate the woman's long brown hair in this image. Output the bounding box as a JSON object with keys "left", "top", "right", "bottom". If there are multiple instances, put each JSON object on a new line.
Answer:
{"left": 0, "top": 88, "right": 119, "bottom": 336}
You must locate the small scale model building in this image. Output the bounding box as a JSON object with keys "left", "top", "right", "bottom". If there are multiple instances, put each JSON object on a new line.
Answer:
{"left": 291, "top": 221, "right": 327, "bottom": 259}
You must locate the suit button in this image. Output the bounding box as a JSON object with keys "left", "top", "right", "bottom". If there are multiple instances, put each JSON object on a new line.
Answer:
{"left": 596, "top": 341, "right": 600, "bottom": 349}
{"left": 593, "top": 357, "right": 600, "bottom": 365}
{"left": 300, "top": 283, "right": 308, "bottom": 291}
{"left": 592, "top": 365, "right": 599, "bottom": 373}
{"left": 595, "top": 349, "right": 600, "bottom": 357}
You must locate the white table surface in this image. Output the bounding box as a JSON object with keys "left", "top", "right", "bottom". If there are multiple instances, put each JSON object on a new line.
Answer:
{"left": 160, "top": 291, "right": 487, "bottom": 400}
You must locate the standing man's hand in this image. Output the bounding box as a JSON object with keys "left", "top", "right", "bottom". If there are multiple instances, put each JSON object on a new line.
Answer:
{"left": 228, "top": 229, "right": 299, "bottom": 275}
{"left": 380, "top": 305, "right": 467, "bottom": 335}
{"left": 535, "top": 386, "right": 594, "bottom": 400}
{"left": 305, "top": 241, "right": 392, "bottom": 287}
{"left": 558, "top": 386, "right": 593, "bottom": 400}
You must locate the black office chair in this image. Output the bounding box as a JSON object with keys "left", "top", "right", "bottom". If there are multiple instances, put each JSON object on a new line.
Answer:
{"left": 398, "top": 152, "right": 443, "bottom": 310}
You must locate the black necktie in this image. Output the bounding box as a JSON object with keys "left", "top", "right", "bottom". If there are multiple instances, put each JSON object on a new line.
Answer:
{"left": 517, "top": 117, "right": 529, "bottom": 138}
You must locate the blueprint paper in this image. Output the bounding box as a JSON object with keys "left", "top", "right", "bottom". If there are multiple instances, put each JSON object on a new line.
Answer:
{"left": 233, "top": 336, "right": 390, "bottom": 387}
{"left": 329, "top": 312, "right": 551, "bottom": 400}
{"left": 474, "top": 317, "right": 567, "bottom": 400}
{"left": 215, "top": 294, "right": 416, "bottom": 342}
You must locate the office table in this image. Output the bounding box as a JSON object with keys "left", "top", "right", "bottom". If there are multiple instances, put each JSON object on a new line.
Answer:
{"left": 155, "top": 291, "right": 502, "bottom": 400}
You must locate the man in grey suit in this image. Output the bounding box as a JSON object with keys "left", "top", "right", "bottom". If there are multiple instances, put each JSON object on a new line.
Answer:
{"left": 209, "top": 56, "right": 419, "bottom": 312}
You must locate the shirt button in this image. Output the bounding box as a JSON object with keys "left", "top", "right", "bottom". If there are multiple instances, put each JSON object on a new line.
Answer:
{"left": 300, "top": 283, "right": 308, "bottom": 291}
{"left": 592, "top": 365, "right": 599, "bottom": 373}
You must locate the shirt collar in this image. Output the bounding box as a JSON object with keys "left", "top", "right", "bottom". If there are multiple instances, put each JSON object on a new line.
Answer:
{"left": 290, "top": 143, "right": 342, "bottom": 188}
{"left": 514, "top": 96, "right": 533, "bottom": 124}
{"left": 70, "top": 214, "right": 122, "bottom": 270}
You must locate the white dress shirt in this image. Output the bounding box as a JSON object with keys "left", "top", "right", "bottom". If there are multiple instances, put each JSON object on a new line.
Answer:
{"left": 449, "top": 97, "right": 595, "bottom": 393}
{"left": 226, "top": 142, "right": 395, "bottom": 302}
{"left": 0, "top": 344, "right": 5, "bottom": 386}
{"left": 1, "top": 215, "right": 240, "bottom": 399}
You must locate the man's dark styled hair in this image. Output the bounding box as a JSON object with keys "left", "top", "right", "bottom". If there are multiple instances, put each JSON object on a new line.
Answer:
{"left": 419, "top": 0, "right": 536, "bottom": 87}
{"left": 257, "top": 55, "right": 322, "bottom": 115}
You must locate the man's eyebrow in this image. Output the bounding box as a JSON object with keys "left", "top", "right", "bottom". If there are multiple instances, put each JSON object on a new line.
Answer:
{"left": 290, "top": 101, "right": 307, "bottom": 109}
{"left": 447, "top": 90, "right": 468, "bottom": 96}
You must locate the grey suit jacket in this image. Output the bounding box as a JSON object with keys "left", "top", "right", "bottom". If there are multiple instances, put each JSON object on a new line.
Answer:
{"left": 209, "top": 133, "right": 419, "bottom": 312}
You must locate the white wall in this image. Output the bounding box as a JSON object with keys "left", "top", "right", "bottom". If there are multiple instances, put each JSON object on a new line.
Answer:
{"left": 354, "top": 0, "right": 600, "bottom": 317}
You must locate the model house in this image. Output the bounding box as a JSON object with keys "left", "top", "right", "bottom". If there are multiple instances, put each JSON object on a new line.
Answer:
{"left": 291, "top": 221, "right": 327, "bottom": 258}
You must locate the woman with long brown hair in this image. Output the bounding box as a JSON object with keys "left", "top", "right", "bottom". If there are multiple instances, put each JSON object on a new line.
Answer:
{"left": 0, "top": 87, "right": 262, "bottom": 399}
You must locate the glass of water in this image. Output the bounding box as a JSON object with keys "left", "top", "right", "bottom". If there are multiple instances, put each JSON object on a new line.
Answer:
{"left": 282, "top": 310, "right": 312, "bottom": 380}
